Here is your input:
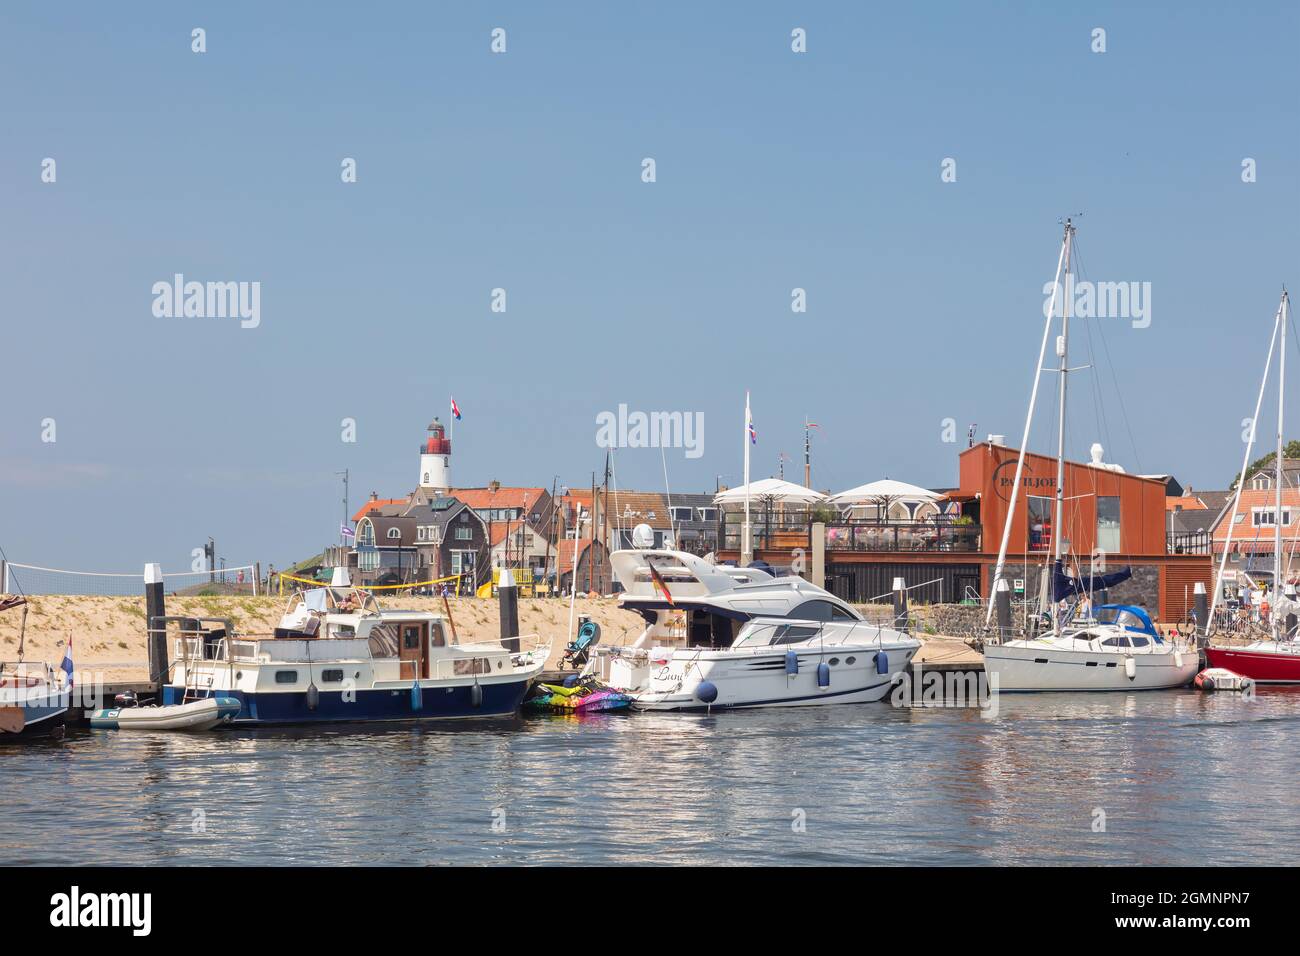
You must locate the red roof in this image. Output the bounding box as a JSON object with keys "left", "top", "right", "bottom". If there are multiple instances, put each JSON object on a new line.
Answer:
{"left": 488, "top": 522, "right": 546, "bottom": 547}
{"left": 352, "top": 498, "right": 406, "bottom": 523}
{"left": 451, "top": 487, "right": 547, "bottom": 511}
{"left": 555, "top": 537, "right": 601, "bottom": 576}
{"left": 1212, "top": 488, "right": 1300, "bottom": 544}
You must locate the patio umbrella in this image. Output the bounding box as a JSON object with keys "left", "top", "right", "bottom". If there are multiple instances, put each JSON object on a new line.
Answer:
{"left": 713, "top": 478, "right": 828, "bottom": 506}
{"left": 830, "top": 479, "right": 940, "bottom": 519}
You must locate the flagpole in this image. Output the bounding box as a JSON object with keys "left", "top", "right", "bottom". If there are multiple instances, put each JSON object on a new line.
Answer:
{"left": 743, "top": 391, "right": 752, "bottom": 566}
{"left": 449, "top": 396, "right": 454, "bottom": 444}
{"left": 804, "top": 418, "right": 811, "bottom": 487}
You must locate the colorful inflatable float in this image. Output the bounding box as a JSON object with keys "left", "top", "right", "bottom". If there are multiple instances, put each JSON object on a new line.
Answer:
{"left": 523, "top": 678, "right": 632, "bottom": 714}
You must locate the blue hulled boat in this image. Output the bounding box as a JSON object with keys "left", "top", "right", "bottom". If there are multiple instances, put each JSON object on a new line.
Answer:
{"left": 162, "top": 581, "right": 549, "bottom": 725}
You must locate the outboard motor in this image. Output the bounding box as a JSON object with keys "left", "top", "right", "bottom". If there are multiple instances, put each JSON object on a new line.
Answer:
{"left": 114, "top": 691, "right": 140, "bottom": 708}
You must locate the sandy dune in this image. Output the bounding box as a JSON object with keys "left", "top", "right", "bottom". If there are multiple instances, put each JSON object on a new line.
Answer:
{"left": 1, "top": 593, "right": 982, "bottom": 684}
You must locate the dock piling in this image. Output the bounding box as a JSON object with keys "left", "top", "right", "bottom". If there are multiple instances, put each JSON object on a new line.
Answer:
{"left": 498, "top": 567, "right": 520, "bottom": 653}
{"left": 1285, "top": 583, "right": 1296, "bottom": 639}
{"left": 893, "top": 577, "right": 909, "bottom": 633}
{"left": 1193, "top": 581, "right": 1208, "bottom": 646}
{"left": 144, "top": 563, "right": 168, "bottom": 685}
{"left": 994, "top": 577, "right": 1011, "bottom": 642}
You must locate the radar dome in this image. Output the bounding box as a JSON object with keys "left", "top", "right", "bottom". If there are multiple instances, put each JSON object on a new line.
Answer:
{"left": 631, "top": 523, "right": 655, "bottom": 548}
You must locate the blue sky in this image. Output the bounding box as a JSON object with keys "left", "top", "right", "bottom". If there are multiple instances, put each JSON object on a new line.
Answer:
{"left": 2, "top": 1, "right": 1297, "bottom": 572}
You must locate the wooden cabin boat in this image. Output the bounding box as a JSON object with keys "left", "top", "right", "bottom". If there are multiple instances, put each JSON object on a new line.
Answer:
{"left": 161, "top": 583, "right": 549, "bottom": 725}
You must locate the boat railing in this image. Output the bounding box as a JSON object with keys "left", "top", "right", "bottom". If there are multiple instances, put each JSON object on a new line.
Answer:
{"left": 0, "top": 660, "right": 56, "bottom": 687}
{"left": 176, "top": 632, "right": 552, "bottom": 677}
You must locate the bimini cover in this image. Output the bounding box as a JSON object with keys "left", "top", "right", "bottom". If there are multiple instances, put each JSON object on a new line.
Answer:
{"left": 1094, "top": 605, "right": 1160, "bottom": 641}
{"left": 1052, "top": 561, "right": 1132, "bottom": 603}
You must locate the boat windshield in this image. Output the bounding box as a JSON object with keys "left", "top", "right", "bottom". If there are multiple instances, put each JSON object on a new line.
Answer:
{"left": 732, "top": 621, "right": 822, "bottom": 648}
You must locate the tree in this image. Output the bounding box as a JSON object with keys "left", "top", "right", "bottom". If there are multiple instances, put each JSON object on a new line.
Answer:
{"left": 1231, "top": 440, "right": 1300, "bottom": 489}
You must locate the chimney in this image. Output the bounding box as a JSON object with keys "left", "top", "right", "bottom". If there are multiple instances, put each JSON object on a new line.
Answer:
{"left": 369, "top": 491, "right": 378, "bottom": 502}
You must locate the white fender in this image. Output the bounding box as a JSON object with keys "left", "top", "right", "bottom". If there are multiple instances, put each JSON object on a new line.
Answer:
{"left": 1173, "top": 649, "right": 1183, "bottom": 669}
{"left": 1124, "top": 656, "right": 1137, "bottom": 680}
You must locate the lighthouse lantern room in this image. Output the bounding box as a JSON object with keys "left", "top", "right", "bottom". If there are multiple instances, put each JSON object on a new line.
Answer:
{"left": 419, "top": 418, "right": 451, "bottom": 493}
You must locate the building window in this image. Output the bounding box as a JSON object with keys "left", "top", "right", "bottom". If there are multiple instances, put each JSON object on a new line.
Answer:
{"left": 1097, "top": 496, "right": 1120, "bottom": 553}
{"left": 455, "top": 526, "right": 472, "bottom": 540}
{"left": 1251, "top": 507, "right": 1291, "bottom": 527}
{"left": 417, "top": 527, "right": 426, "bottom": 541}
{"left": 1027, "top": 496, "right": 1053, "bottom": 552}
{"left": 358, "top": 550, "right": 379, "bottom": 572}
{"left": 387, "top": 527, "right": 402, "bottom": 540}
{"left": 696, "top": 507, "right": 717, "bottom": 522}
{"left": 670, "top": 506, "right": 693, "bottom": 523}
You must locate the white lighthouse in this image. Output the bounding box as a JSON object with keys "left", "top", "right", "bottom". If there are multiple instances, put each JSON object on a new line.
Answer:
{"left": 419, "top": 418, "right": 451, "bottom": 493}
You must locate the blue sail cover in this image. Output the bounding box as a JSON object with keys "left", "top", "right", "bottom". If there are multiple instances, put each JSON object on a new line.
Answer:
{"left": 1051, "top": 561, "right": 1132, "bottom": 602}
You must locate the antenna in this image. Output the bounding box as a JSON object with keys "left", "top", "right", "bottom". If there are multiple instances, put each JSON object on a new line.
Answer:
{"left": 336, "top": 469, "right": 350, "bottom": 546}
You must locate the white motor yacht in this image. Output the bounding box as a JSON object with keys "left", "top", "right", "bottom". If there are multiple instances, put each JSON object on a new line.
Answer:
{"left": 587, "top": 547, "right": 919, "bottom": 709}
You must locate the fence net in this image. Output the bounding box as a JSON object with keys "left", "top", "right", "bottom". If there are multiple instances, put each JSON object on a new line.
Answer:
{"left": 3, "top": 563, "right": 259, "bottom": 597}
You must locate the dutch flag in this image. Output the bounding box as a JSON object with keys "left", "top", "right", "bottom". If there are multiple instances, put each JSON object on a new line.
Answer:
{"left": 61, "top": 635, "right": 74, "bottom": 689}
{"left": 748, "top": 418, "right": 757, "bottom": 445}
{"left": 450, "top": 397, "right": 462, "bottom": 421}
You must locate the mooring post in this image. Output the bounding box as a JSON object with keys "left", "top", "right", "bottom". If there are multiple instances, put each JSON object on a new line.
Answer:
{"left": 144, "top": 563, "right": 168, "bottom": 687}
{"left": 498, "top": 567, "right": 520, "bottom": 653}
{"left": 994, "top": 577, "right": 1012, "bottom": 643}
{"left": 1193, "top": 581, "right": 1209, "bottom": 646}
{"left": 810, "top": 521, "right": 826, "bottom": 589}
{"left": 892, "top": 576, "right": 908, "bottom": 633}
{"left": 1285, "top": 583, "right": 1297, "bottom": 639}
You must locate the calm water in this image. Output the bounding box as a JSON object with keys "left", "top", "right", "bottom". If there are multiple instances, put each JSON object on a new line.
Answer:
{"left": 4, "top": 689, "right": 1299, "bottom": 866}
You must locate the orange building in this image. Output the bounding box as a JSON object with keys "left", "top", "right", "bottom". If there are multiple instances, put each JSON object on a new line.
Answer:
{"left": 725, "top": 440, "right": 1212, "bottom": 622}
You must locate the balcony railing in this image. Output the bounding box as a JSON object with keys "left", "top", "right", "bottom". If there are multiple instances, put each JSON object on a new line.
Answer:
{"left": 823, "top": 521, "right": 981, "bottom": 553}
{"left": 1167, "top": 530, "right": 1211, "bottom": 555}
{"left": 720, "top": 514, "right": 981, "bottom": 553}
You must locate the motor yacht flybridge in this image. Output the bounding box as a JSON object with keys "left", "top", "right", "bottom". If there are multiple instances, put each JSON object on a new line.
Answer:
{"left": 982, "top": 220, "right": 1197, "bottom": 691}
{"left": 586, "top": 542, "right": 918, "bottom": 710}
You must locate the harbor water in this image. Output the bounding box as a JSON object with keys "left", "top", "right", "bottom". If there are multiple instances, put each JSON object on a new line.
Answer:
{"left": 5, "top": 688, "right": 1299, "bottom": 866}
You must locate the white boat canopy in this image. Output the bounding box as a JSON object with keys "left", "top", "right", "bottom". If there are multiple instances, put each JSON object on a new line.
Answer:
{"left": 713, "top": 478, "right": 828, "bottom": 505}
{"left": 829, "top": 479, "right": 941, "bottom": 506}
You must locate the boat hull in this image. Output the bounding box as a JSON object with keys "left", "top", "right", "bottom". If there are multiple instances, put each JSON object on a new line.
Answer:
{"left": 0, "top": 687, "right": 70, "bottom": 738}
{"left": 631, "top": 646, "right": 915, "bottom": 711}
{"left": 162, "top": 679, "right": 533, "bottom": 724}
{"left": 1204, "top": 645, "right": 1300, "bottom": 684}
{"left": 90, "top": 697, "right": 241, "bottom": 731}
{"left": 983, "top": 643, "right": 1198, "bottom": 692}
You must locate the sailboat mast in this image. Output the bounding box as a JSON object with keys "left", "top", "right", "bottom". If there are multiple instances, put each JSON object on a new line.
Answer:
{"left": 984, "top": 224, "right": 1070, "bottom": 627}
{"left": 1275, "top": 289, "right": 1289, "bottom": 638}
{"left": 742, "top": 391, "right": 752, "bottom": 566}
{"left": 1053, "top": 219, "right": 1075, "bottom": 570}
{"left": 1208, "top": 298, "right": 1283, "bottom": 626}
